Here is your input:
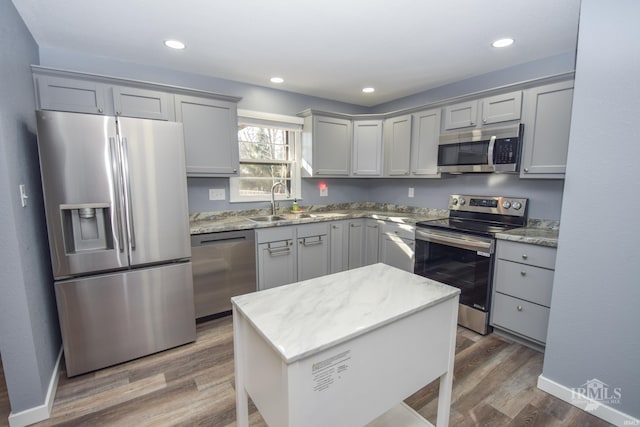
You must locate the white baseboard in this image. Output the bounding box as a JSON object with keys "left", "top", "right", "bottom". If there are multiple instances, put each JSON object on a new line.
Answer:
{"left": 8, "top": 347, "right": 62, "bottom": 427}
{"left": 537, "top": 374, "right": 640, "bottom": 427}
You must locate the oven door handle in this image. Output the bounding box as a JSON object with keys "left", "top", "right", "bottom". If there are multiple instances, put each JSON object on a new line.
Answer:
{"left": 416, "top": 229, "right": 494, "bottom": 253}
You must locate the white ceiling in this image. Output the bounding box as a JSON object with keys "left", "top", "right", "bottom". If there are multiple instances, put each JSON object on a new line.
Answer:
{"left": 12, "top": 0, "right": 581, "bottom": 107}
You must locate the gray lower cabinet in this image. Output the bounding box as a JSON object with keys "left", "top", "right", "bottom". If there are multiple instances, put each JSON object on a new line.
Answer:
{"left": 383, "top": 115, "right": 412, "bottom": 177}
{"left": 347, "top": 220, "right": 365, "bottom": 269}
{"left": 329, "top": 221, "right": 348, "bottom": 273}
{"left": 520, "top": 80, "right": 574, "bottom": 178}
{"left": 256, "top": 227, "right": 297, "bottom": 291}
{"left": 256, "top": 224, "right": 328, "bottom": 290}
{"left": 329, "top": 219, "right": 365, "bottom": 273}
{"left": 378, "top": 222, "right": 415, "bottom": 272}
{"left": 297, "top": 223, "right": 329, "bottom": 281}
{"left": 352, "top": 120, "right": 383, "bottom": 176}
{"left": 174, "top": 94, "right": 239, "bottom": 177}
{"left": 364, "top": 219, "right": 381, "bottom": 265}
{"left": 491, "top": 240, "right": 557, "bottom": 346}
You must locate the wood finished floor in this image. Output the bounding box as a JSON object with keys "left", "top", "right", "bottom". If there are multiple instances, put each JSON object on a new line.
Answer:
{"left": 1, "top": 315, "right": 613, "bottom": 427}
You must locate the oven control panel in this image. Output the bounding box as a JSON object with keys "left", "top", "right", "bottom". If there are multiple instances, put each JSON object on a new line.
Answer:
{"left": 449, "top": 195, "right": 528, "bottom": 216}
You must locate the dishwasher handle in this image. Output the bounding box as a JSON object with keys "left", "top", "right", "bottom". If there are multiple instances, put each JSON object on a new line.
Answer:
{"left": 191, "top": 230, "right": 255, "bottom": 246}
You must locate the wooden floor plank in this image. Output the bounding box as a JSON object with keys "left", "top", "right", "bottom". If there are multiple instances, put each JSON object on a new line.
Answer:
{"left": 0, "top": 314, "right": 615, "bottom": 427}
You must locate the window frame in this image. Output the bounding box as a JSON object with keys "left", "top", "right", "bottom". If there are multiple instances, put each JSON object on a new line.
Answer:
{"left": 229, "top": 110, "right": 303, "bottom": 203}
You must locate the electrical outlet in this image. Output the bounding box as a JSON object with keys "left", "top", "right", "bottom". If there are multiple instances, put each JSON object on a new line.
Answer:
{"left": 320, "top": 186, "right": 328, "bottom": 197}
{"left": 408, "top": 187, "right": 414, "bottom": 198}
{"left": 208, "top": 188, "right": 226, "bottom": 201}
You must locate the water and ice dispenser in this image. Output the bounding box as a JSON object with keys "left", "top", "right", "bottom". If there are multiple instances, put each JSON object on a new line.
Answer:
{"left": 60, "top": 204, "right": 113, "bottom": 253}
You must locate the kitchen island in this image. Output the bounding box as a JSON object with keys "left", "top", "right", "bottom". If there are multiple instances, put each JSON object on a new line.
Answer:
{"left": 231, "top": 263, "right": 460, "bottom": 427}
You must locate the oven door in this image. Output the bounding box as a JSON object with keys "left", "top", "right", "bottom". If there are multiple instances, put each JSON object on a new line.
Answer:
{"left": 414, "top": 227, "right": 494, "bottom": 312}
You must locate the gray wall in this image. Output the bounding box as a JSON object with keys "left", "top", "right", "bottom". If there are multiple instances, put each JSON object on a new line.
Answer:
{"left": 0, "top": 0, "right": 61, "bottom": 416}
{"left": 542, "top": 0, "right": 640, "bottom": 418}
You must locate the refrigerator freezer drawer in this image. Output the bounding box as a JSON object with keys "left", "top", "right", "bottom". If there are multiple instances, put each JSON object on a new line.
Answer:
{"left": 55, "top": 262, "right": 196, "bottom": 376}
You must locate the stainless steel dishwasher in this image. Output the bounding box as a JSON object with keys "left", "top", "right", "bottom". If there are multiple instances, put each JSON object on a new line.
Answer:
{"left": 191, "top": 230, "right": 257, "bottom": 319}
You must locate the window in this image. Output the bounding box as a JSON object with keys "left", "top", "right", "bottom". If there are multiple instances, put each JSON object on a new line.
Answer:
{"left": 230, "top": 110, "right": 303, "bottom": 203}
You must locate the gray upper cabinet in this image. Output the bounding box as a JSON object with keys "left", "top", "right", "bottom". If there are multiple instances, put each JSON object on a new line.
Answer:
{"left": 175, "top": 94, "right": 240, "bottom": 177}
{"left": 443, "top": 100, "right": 478, "bottom": 130}
{"left": 352, "top": 119, "right": 383, "bottom": 176}
{"left": 35, "top": 74, "right": 175, "bottom": 120}
{"left": 481, "top": 91, "right": 522, "bottom": 125}
{"left": 443, "top": 91, "right": 522, "bottom": 130}
{"left": 520, "top": 81, "right": 574, "bottom": 178}
{"left": 112, "top": 86, "right": 174, "bottom": 121}
{"left": 302, "top": 114, "right": 352, "bottom": 176}
{"left": 410, "top": 108, "right": 441, "bottom": 177}
{"left": 383, "top": 115, "right": 412, "bottom": 177}
{"left": 35, "top": 75, "right": 109, "bottom": 115}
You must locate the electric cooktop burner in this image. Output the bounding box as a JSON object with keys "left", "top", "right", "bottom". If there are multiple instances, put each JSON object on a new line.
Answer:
{"left": 416, "top": 194, "right": 529, "bottom": 236}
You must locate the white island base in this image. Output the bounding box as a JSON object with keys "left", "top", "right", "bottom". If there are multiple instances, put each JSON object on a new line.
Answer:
{"left": 232, "top": 263, "right": 460, "bottom": 427}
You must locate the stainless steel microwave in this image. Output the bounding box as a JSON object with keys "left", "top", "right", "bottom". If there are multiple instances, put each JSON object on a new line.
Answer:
{"left": 437, "top": 124, "right": 523, "bottom": 173}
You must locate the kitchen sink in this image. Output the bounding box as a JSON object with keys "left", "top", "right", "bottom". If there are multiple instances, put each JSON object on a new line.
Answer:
{"left": 248, "top": 215, "right": 288, "bottom": 222}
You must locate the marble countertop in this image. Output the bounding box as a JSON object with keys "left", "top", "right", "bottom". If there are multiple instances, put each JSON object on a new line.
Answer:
{"left": 495, "top": 226, "right": 559, "bottom": 248}
{"left": 231, "top": 263, "right": 460, "bottom": 363}
{"left": 190, "top": 203, "right": 449, "bottom": 234}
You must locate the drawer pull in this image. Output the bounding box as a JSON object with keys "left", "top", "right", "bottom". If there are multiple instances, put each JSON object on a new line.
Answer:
{"left": 520, "top": 271, "right": 527, "bottom": 276}
{"left": 522, "top": 254, "right": 528, "bottom": 260}
{"left": 517, "top": 305, "right": 523, "bottom": 311}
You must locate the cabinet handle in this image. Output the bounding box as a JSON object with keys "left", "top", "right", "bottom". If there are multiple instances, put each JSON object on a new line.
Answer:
{"left": 524, "top": 168, "right": 529, "bottom": 173}
{"left": 522, "top": 254, "right": 528, "bottom": 260}
{"left": 98, "top": 108, "right": 103, "bottom": 113}
{"left": 332, "top": 225, "right": 338, "bottom": 229}
{"left": 483, "top": 118, "right": 487, "bottom": 124}
{"left": 517, "top": 305, "right": 523, "bottom": 312}
{"left": 520, "top": 271, "right": 527, "bottom": 276}
{"left": 470, "top": 121, "right": 475, "bottom": 126}
{"left": 233, "top": 169, "right": 237, "bottom": 173}
{"left": 300, "top": 237, "right": 323, "bottom": 247}
{"left": 267, "top": 246, "right": 291, "bottom": 256}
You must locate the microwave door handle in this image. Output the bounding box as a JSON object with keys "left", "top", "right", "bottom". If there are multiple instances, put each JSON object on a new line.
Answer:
{"left": 487, "top": 135, "right": 497, "bottom": 169}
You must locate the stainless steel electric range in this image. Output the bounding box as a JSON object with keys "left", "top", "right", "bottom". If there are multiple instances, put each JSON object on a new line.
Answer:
{"left": 414, "top": 194, "right": 528, "bottom": 335}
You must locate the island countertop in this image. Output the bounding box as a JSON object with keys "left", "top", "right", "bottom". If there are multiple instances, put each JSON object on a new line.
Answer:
{"left": 231, "top": 263, "right": 460, "bottom": 364}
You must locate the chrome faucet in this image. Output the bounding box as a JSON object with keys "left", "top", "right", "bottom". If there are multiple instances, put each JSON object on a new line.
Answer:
{"left": 271, "top": 181, "right": 286, "bottom": 216}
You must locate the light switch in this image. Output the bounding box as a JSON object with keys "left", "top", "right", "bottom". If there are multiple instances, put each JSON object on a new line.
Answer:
{"left": 320, "top": 186, "right": 328, "bottom": 197}
{"left": 208, "top": 188, "right": 226, "bottom": 201}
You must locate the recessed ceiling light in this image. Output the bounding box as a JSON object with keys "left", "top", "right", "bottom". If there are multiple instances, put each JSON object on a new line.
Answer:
{"left": 491, "top": 38, "right": 514, "bottom": 48}
{"left": 270, "top": 77, "right": 284, "bottom": 84}
{"left": 164, "top": 40, "right": 185, "bottom": 50}
{"left": 362, "top": 87, "right": 375, "bottom": 93}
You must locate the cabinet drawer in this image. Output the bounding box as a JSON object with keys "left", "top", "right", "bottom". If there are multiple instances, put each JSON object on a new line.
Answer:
{"left": 255, "top": 226, "right": 296, "bottom": 244}
{"left": 496, "top": 240, "right": 557, "bottom": 269}
{"left": 297, "top": 222, "right": 329, "bottom": 238}
{"left": 380, "top": 223, "right": 415, "bottom": 240}
{"left": 492, "top": 293, "right": 550, "bottom": 344}
{"left": 494, "top": 260, "right": 554, "bottom": 306}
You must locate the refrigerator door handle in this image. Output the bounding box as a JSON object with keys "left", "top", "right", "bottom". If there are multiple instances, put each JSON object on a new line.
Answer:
{"left": 120, "top": 137, "right": 137, "bottom": 250}
{"left": 109, "top": 137, "right": 125, "bottom": 252}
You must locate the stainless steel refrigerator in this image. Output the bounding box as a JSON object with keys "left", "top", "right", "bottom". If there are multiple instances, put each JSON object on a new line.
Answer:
{"left": 36, "top": 110, "right": 196, "bottom": 377}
